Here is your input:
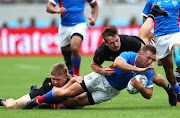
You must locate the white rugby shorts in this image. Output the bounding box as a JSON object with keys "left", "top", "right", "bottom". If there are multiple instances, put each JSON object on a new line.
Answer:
{"left": 83, "top": 72, "right": 121, "bottom": 104}
{"left": 156, "top": 32, "right": 180, "bottom": 59}
{"left": 58, "top": 23, "right": 87, "bottom": 47}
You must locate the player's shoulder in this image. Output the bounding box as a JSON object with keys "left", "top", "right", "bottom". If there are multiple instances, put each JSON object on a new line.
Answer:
{"left": 121, "top": 51, "right": 137, "bottom": 55}
{"left": 120, "top": 35, "right": 144, "bottom": 44}
{"left": 120, "top": 51, "right": 138, "bottom": 59}
{"left": 95, "top": 42, "right": 107, "bottom": 53}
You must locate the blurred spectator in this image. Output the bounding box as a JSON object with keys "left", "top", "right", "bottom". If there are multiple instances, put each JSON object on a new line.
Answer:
{"left": 102, "top": 17, "right": 110, "bottom": 27}
{"left": 129, "top": 16, "right": 138, "bottom": 27}
{"left": 50, "top": 18, "right": 57, "bottom": 27}
{"left": 29, "top": 17, "right": 36, "bottom": 27}
{"left": 18, "top": 17, "right": 24, "bottom": 28}
{"left": 125, "top": 0, "right": 139, "bottom": 4}
{"left": 1, "top": 20, "right": 8, "bottom": 28}
{"left": 0, "top": 0, "right": 14, "bottom": 4}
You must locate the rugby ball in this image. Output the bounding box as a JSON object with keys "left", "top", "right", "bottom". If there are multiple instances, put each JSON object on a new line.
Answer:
{"left": 127, "top": 75, "right": 148, "bottom": 94}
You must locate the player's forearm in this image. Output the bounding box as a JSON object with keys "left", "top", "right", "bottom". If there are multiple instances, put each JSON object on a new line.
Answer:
{"left": 61, "top": 79, "right": 76, "bottom": 89}
{"left": 91, "top": 1, "right": 98, "bottom": 21}
{"left": 46, "top": 6, "right": 59, "bottom": 13}
{"left": 46, "top": 1, "right": 58, "bottom": 13}
{"left": 113, "top": 61, "right": 139, "bottom": 72}
{"left": 138, "top": 87, "right": 153, "bottom": 99}
{"left": 91, "top": 63, "right": 104, "bottom": 74}
{"left": 114, "top": 57, "right": 139, "bottom": 72}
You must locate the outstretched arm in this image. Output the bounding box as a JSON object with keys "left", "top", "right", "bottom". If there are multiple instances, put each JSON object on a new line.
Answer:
{"left": 88, "top": 1, "right": 98, "bottom": 26}
{"left": 114, "top": 57, "right": 153, "bottom": 73}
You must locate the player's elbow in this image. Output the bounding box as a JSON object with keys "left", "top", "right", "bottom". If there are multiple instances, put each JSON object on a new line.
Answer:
{"left": 46, "top": 6, "right": 50, "bottom": 13}
{"left": 143, "top": 92, "right": 152, "bottom": 99}
{"left": 145, "top": 95, "right": 152, "bottom": 99}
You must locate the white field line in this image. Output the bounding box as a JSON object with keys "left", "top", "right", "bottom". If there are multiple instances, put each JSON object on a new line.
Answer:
{"left": 14, "top": 64, "right": 41, "bottom": 70}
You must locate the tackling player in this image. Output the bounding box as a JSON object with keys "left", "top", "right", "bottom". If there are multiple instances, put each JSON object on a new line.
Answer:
{"left": 0, "top": 63, "right": 83, "bottom": 109}
{"left": 23, "top": 45, "right": 156, "bottom": 109}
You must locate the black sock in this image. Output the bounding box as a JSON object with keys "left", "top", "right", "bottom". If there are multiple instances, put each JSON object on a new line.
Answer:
{"left": 164, "top": 84, "right": 170, "bottom": 91}
{"left": 0, "top": 99, "right": 5, "bottom": 106}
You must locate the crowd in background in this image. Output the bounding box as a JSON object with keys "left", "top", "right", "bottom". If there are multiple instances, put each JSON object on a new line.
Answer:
{"left": 0, "top": 0, "right": 144, "bottom": 4}
{"left": 0, "top": 16, "right": 140, "bottom": 28}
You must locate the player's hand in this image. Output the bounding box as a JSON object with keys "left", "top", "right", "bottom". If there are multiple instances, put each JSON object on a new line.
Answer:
{"left": 57, "top": 103, "right": 66, "bottom": 109}
{"left": 56, "top": 7, "right": 67, "bottom": 14}
{"left": 74, "top": 76, "right": 83, "bottom": 84}
{"left": 148, "top": 32, "right": 157, "bottom": 45}
{"left": 88, "top": 17, "right": 96, "bottom": 26}
{"left": 103, "top": 67, "right": 115, "bottom": 76}
{"left": 137, "top": 67, "right": 154, "bottom": 73}
{"left": 131, "top": 77, "right": 143, "bottom": 89}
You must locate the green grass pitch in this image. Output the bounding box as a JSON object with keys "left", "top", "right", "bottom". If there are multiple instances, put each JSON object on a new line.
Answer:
{"left": 0, "top": 56, "right": 180, "bottom": 118}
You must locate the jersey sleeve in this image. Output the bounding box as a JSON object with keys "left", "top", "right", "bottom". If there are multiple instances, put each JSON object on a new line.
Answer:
{"left": 119, "top": 52, "right": 134, "bottom": 63}
{"left": 145, "top": 70, "right": 154, "bottom": 88}
{"left": 93, "top": 48, "right": 105, "bottom": 65}
{"left": 87, "top": 0, "right": 96, "bottom": 4}
{"left": 49, "top": 0, "right": 59, "bottom": 5}
{"left": 142, "top": 0, "right": 153, "bottom": 17}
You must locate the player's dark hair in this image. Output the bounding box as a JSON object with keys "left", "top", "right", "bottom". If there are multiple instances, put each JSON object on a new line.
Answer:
{"left": 141, "top": 44, "right": 156, "bottom": 55}
{"left": 50, "top": 62, "right": 71, "bottom": 80}
{"left": 102, "top": 25, "right": 118, "bottom": 42}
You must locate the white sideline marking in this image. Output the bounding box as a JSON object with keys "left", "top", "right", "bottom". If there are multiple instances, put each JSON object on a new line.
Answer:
{"left": 15, "top": 64, "right": 40, "bottom": 70}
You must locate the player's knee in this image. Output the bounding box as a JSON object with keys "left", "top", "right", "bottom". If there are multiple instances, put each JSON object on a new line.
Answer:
{"left": 153, "top": 75, "right": 158, "bottom": 84}
{"left": 173, "top": 46, "right": 180, "bottom": 68}
{"left": 5, "top": 102, "right": 17, "bottom": 109}
{"left": 156, "top": 59, "right": 162, "bottom": 66}
{"left": 3, "top": 99, "right": 17, "bottom": 109}
{"left": 71, "top": 45, "right": 79, "bottom": 54}
{"left": 153, "top": 74, "right": 164, "bottom": 85}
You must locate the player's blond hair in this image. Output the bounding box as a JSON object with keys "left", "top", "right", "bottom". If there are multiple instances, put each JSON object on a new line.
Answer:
{"left": 102, "top": 25, "right": 118, "bottom": 42}
{"left": 50, "top": 62, "right": 71, "bottom": 80}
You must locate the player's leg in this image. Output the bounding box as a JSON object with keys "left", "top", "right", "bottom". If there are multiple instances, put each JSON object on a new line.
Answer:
{"left": 152, "top": 64, "right": 177, "bottom": 106}
{"left": 58, "top": 25, "right": 73, "bottom": 75}
{"left": 2, "top": 94, "right": 31, "bottom": 109}
{"left": 70, "top": 23, "right": 87, "bottom": 76}
{"left": 61, "top": 46, "right": 73, "bottom": 75}
{"left": 70, "top": 35, "right": 82, "bottom": 76}
{"left": 23, "top": 81, "right": 85, "bottom": 109}
{"left": 176, "top": 68, "right": 180, "bottom": 103}
{"left": 170, "top": 43, "right": 180, "bottom": 94}
{"left": 160, "top": 54, "right": 180, "bottom": 94}
{"left": 63, "top": 92, "right": 89, "bottom": 109}
{"left": 156, "top": 58, "right": 162, "bottom": 66}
